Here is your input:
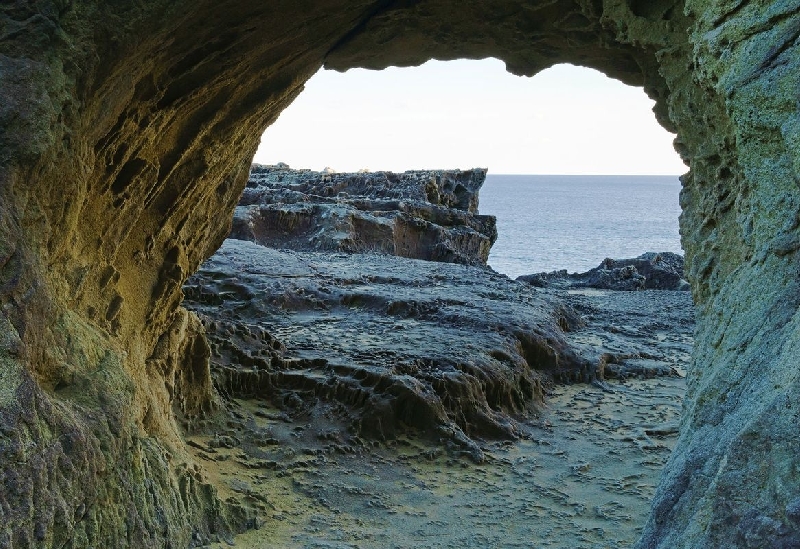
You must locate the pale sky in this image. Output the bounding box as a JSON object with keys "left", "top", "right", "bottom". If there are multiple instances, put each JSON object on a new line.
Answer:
{"left": 253, "top": 59, "right": 686, "bottom": 175}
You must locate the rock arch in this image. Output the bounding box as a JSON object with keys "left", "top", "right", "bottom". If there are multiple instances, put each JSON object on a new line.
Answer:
{"left": 1, "top": 1, "right": 798, "bottom": 547}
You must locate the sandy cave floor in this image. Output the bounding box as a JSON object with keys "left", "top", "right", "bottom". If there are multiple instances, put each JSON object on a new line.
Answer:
{"left": 196, "top": 375, "right": 684, "bottom": 549}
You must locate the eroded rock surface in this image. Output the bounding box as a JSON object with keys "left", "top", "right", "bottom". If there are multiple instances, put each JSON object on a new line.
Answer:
{"left": 2, "top": 0, "right": 800, "bottom": 547}
{"left": 184, "top": 239, "right": 592, "bottom": 462}
{"left": 232, "top": 165, "right": 496, "bottom": 265}
{"left": 184, "top": 251, "right": 693, "bottom": 549}
{"left": 561, "top": 287, "right": 694, "bottom": 381}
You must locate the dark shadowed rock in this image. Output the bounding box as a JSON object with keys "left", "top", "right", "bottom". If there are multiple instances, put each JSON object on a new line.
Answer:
{"left": 230, "top": 165, "right": 497, "bottom": 266}
{"left": 184, "top": 240, "right": 594, "bottom": 461}
{"left": 519, "top": 252, "right": 689, "bottom": 292}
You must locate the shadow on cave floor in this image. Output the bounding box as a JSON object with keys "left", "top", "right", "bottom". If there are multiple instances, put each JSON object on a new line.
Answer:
{"left": 195, "top": 377, "right": 684, "bottom": 548}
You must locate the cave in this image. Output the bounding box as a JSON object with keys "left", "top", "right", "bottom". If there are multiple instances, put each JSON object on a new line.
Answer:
{"left": 1, "top": 1, "right": 799, "bottom": 548}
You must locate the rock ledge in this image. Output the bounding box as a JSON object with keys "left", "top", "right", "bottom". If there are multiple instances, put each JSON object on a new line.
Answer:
{"left": 231, "top": 165, "right": 497, "bottom": 266}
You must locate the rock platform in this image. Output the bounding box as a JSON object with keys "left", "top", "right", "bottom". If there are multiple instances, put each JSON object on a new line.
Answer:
{"left": 183, "top": 241, "right": 693, "bottom": 548}
{"left": 176, "top": 164, "right": 697, "bottom": 545}
{"left": 185, "top": 240, "right": 590, "bottom": 461}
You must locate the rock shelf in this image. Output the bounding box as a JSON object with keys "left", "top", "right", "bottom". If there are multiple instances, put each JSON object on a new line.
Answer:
{"left": 232, "top": 165, "right": 497, "bottom": 266}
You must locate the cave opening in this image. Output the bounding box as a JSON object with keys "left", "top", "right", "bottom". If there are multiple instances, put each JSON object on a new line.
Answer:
{"left": 4, "top": 0, "right": 796, "bottom": 545}
{"left": 253, "top": 58, "right": 685, "bottom": 278}
{"left": 0, "top": 0, "right": 800, "bottom": 547}
{"left": 190, "top": 57, "right": 694, "bottom": 546}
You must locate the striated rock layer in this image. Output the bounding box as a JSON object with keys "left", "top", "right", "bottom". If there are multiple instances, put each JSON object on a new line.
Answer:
{"left": 233, "top": 165, "right": 497, "bottom": 265}
{"left": 1, "top": 0, "right": 799, "bottom": 547}
{"left": 184, "top": 240, "right": 592, "bottom": 462}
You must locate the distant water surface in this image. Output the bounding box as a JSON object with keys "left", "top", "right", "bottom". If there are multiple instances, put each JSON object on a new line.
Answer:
{"left": 480, "top": 175, "right": 683, "bottom": 279}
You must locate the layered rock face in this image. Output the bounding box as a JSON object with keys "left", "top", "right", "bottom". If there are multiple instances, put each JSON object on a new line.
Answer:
{"left": 184, "top": 240, "right": 591, "bottom": 463}
{"left": 233, "top": 165, "right": 496, "bottom": 265}
{"left": 1, "top": 1, "right": 799, "bottom": 548}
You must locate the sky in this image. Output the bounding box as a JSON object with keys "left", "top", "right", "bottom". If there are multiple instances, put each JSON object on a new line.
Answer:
{"left": 253, "top": 59, "right": 686, "bottom": 176}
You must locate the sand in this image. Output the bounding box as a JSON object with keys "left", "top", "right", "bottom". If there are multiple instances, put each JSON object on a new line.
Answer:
{"left": 195, "top": 372, "right": 684, "bottom": 548}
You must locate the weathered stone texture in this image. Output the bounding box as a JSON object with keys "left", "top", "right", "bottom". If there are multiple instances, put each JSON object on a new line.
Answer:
{"left": 1, "top": 1, "right": 382, "bottom": 545}
{"left": 1, "top": 0, "right": 799, "bottom": 547}
{"left": 519, "top": 252, "right": 689, "bottom": 291}
{"left": 233, "top": 165, "right": 497, "bottom": 265}
{"left": 637, "top": 2, "right": 800, "bottom": 547}
{"left": 185, "top": 239, "right": 592, "bottom": 462}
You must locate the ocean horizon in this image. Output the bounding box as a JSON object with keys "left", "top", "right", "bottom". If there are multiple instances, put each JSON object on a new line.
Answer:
{"left": 480, "top": 174, "right": 683, "bottom": 278}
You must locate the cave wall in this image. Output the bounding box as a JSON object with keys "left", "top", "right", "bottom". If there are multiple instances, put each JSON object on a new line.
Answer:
{"left": 0, "top": 1, "right": 383, "bottom": 545}
{"left": 1, "top": 0, "right": 798, "bottom": 547}
{"left": 641, "top": 2, "right": 800, "bottom": 546}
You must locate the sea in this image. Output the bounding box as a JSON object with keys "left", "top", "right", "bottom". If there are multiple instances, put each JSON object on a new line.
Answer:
{"left": 480, "top": 174, "right": 683, "bottom": 279}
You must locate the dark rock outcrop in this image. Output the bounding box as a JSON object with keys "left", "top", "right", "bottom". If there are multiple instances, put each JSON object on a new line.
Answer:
{"left": 231, "top": 165, "right": 497, "bottom": 265}
{"left": 576, "top": 262, "right": 648, "bottom": 292}
{"left": 2, "top": 1, "right": 799, "bottom": 547}
{"left": 184, "top": 240, "right": 593, "bottom": 462}
{"left": 520, "top": 252, "right": 689, "bottom": 292}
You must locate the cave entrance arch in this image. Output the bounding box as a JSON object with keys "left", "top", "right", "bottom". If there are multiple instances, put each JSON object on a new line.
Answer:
{"left": 254, "top": 60, "right": 685, "bottom": 278}
{"left": 3, "top": 1, "right": 795, "bottom": 548}
{"left": 222, "top": 57, "right": 691, "bottom": 547}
